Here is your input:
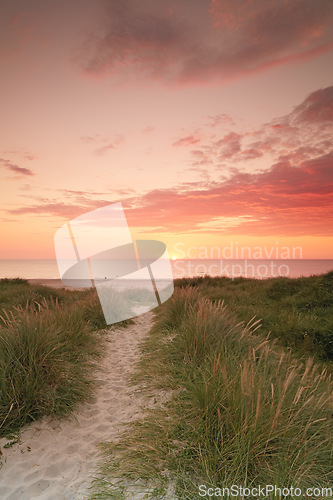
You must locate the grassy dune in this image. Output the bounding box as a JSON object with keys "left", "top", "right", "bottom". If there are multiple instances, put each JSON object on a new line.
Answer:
{"left": 0, "top": 279, "right": 106, "bottom": 437}
{"left": 94, "top": 273, "right": 333, "bottom": 499}
{"left": 1, "top": 274, "right": 332, "bottom": 498}
{"left": 175, "top": 272, "right": 333, "bottom": 365}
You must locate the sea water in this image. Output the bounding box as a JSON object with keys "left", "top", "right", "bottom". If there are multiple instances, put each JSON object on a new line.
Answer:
{"left": 0, "top": 259, "right": 332, "bottom": 280}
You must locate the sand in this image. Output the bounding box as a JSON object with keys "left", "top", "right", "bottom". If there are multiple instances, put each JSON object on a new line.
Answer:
{"left": 0, "top": 312, "right": 154, "bottom": 500}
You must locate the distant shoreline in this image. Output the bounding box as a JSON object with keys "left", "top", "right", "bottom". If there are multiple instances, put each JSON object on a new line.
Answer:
{"left": 27, "top": 279, "right": 90, "bottom": 290}
{"left": 1, "top": 259, "right": 332, "bottom": 281}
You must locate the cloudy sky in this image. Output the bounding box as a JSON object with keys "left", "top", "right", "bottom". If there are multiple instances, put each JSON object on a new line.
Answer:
{"left": 1, "top": 0, "right": 333, "bottom": 259}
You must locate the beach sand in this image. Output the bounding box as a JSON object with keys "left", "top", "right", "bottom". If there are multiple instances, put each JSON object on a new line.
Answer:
{"left": 0, "top": 312, "right": 153, "bottom": 499}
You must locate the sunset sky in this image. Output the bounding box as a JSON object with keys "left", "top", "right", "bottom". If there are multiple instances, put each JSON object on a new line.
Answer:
{"left": 1, "top": 0, "right": 333, "bottom": 260}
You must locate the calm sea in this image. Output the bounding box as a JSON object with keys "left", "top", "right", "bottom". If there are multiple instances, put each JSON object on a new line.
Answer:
{"left": 0, "top": 259, "right": 332, "bottom": 280}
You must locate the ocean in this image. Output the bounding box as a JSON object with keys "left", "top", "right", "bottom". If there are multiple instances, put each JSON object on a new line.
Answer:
{"left": 0, "top": 259, "right": 332, "bottom": 280}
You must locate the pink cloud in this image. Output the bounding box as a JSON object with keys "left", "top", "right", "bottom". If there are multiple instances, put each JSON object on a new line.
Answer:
{"left": 247, "top": 86, "right": 333, "bottom": 163}
{"left": 190, "top": 150, "right": 213, "bottom": 166}
{"left": 7, "top": 198, "right": 112, "bottom": 220}
{"left": 206, "top": 113, "right": 236, "bottom": 128}
{"left": 0, "top": 158, "right": 34, "bottom": 176}
{"left": 188, "top": 86, "right": 333, "bottom": 169}
{"left": 6, "top": 86, "right": 332, "bottom": 238}
{"left": 9, "top": 150, "right": 332, "bottom": 236}
{"left": 215, "top": 132, "right": 242, "bottom": 160}
{"left": 241, "top": 149, "right": 263, "bottom": 160}
{"left": 292, "top": 85, "right": 333, "bottom": 124}
{"left": 123, "top": 151, "right": 333, "bottom": 236}
{"left": 81, "top": 135, "right": 98, "bottom": 144}
{"left": 173, "top": 135, "right": 201, "bottom": 147}
{"left": 75, "top": 0, "right": 333, "bottom": 84}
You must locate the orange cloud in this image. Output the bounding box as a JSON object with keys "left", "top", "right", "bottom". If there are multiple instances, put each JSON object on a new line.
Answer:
{"left": 7, "top": 151, "right": 332, "bottom": 237}
{"left": 0, "top": 158, "right": 34, "bottom": 176}
{"left": 4, "top": 87, "right": 332, "bottom": 239}
{"left": 123, "top": 151, "right": 333, "bottom": 236}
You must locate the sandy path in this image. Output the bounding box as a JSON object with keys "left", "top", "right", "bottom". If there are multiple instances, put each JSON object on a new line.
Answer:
{"left": 0, "top": 312, "right": 153, "bottom": 500}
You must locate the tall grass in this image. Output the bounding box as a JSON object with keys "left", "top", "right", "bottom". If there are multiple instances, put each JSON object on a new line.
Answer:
{"left": 175, "top": 272, "right": 333, "bottom": 365}
{"left": 93, "top": 286, "right": 333, "bottom": 499}
{"left": 0, "top": 279, "right": 107, "bottom": 436}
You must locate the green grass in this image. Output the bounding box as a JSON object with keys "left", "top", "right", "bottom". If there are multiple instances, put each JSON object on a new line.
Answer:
{"left": 92, "top": 276, "right": 333, "bottom": 499}
{"left": 0, "top": 278, "right": 82, "bottom": 313}
{"left": 0, "top": 278, "right": 113, "bottom": 437}
{"left": 175, "top": 272, "right": 333, "bottom": 366}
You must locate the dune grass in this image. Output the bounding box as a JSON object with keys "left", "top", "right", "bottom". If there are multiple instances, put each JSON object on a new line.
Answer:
{"left": 93, "top": 277, "right": 333, "bottom": 499}
{"left": 175, "top": 272, "right": 333, "bottom": 366}
{"left": 0, "top": 279, "right": 108, "bottom": 437}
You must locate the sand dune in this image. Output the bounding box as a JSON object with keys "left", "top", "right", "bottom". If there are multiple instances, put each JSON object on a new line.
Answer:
{"left": 0, "top": 312, "right": 153, "bottom": 500}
